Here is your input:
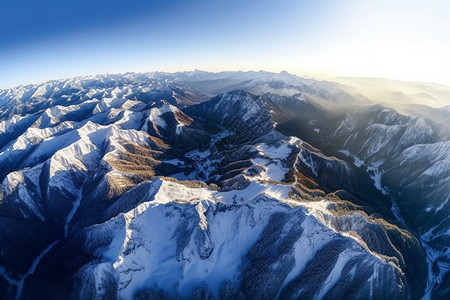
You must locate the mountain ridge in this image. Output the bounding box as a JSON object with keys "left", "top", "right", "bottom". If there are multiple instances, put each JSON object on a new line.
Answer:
{"left": 0, "top": 71, "right": 448, "bottom": 299}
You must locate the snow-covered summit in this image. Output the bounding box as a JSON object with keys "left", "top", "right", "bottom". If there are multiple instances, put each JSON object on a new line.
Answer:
{"left": 0, "top": 71, "right": 448, "bottom": 299}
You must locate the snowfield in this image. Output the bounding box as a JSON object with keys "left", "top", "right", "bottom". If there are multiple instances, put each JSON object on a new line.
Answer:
{"left": 0, "top": 71, "right": 447, "bottom": 299}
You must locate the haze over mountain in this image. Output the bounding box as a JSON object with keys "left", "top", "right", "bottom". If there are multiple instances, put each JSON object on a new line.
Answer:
{"left": 0, "top": 71, "right": 448, "bottom": 299}
{"left": 2, "top": 1, "right": 450, "bottom": 89}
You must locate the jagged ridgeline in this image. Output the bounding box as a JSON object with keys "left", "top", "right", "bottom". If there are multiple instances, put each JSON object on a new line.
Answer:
{"left": 0, "top": 71, "right": 449, "bottom": 299}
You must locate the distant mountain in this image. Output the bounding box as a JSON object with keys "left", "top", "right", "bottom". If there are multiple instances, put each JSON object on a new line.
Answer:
{"left": 0, "top": 71, "right": 448, "bottom": 299}
{"left": 334, "top": 76, "right": 450, "bottom": 108}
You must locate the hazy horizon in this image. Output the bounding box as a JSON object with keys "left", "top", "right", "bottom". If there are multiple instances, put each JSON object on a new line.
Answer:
{"left": 2, "top": 0, "right": 450, "bottom": 88}
{"left": 3, "top": 69, "right": 450, "bottom": 92}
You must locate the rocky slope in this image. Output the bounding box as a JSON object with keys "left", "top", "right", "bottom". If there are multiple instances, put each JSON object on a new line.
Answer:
{"left": 0, "top": 71, "right": 448, "bottom": 299}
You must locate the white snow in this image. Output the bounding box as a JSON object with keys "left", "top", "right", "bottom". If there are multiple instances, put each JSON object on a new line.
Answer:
{"left": 300, "top": 199, "right": 331, "bottom": 216}
{"left": 162, "top": 158, "right": 184, "bottom": 166}
{"left": 278, "top": 216, "right": 334, "bottom": 295}
{"left": 14, "top": 240, "right": 59, "bottom": 300}
{"left": 18, "top": 185, "right": 45, "bottom": 221}
{"left": 0, "top": 266, "right": 19, "bottom": 285}
{"left": 175, "top": 124, "right": 184, "bottom": 135}
{"left": 241, "top": 101, "right": 260, "bottom": 121}
{"left": 0, "top": 115, "right": 27, "bottom": 134}
{"left": 147, "top": 103, "right": 181, "bottom": 131}
{"left": 1, "top": 71, "right": 447, "bottom": 299}
{"left": 148, "top": 106, "right": 169, "bottom": 129}
{"left": 64, "top": 187, "right": 83, "bottom": 237}
{"left": 2, "top": 172, "right": 25, "bottom": 195}
{"left": 256, "top": 141, "right": 292, "bottom": 160}
{"left": 249, "top": 157, "right": 288, "bottom": 182}
{"left": 299, "top": 149, "right": 318, "bottom": 177}
{"left": 90, "top": 176, "right": 404, "bottom": 299}
{"left": 316, "top": 249, "right": 356, "bottom": 299}
{"left": 366, "top": 162, "right": 388, "bottom": 195}
{"left": 106, "top": 179, "right": 292, "bottom": 299}
{"left": 435, "top": 195, "right": 449, "bottom": 213}
{"left": 153, "top": 180, "right": 215, "bottom": 205}
{"left": 339, "top": 149, "right": 364, "bottom": 167}
{"left": 214, "top": 181, "right": 291, "bottom": 204}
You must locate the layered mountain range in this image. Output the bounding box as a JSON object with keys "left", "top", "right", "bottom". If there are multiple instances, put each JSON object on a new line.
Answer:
{"left": 0, "top": 71, "right": 448, "bottom": 299}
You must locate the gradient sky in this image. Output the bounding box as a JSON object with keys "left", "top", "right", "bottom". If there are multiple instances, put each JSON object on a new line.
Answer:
{"left": 1, "top": 0, "right": 450, "bottom": 88}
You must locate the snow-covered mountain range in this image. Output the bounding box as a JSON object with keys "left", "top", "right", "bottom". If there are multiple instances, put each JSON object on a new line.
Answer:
{"left": 0, "top": 71, "right": 448, "bottom": 299}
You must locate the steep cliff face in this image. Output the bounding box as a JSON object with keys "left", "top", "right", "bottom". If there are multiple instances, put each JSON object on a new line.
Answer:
{"left": 186, "top": 90, "right": 274, "bottom": 144}
{"left": 0, "top": 71, "right": 447, "bottom": 299}
{"left": 21, "top": 179, "right": 422, "bottom": 300}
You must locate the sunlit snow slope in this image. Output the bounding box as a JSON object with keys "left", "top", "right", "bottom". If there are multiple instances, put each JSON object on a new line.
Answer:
{"left": 0, "top": 71, "right": 448, "bottom": 299}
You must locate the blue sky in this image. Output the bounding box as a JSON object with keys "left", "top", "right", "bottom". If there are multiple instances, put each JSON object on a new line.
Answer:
{"left": 1, "top": 0, "right": 450, "bottom": 88}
